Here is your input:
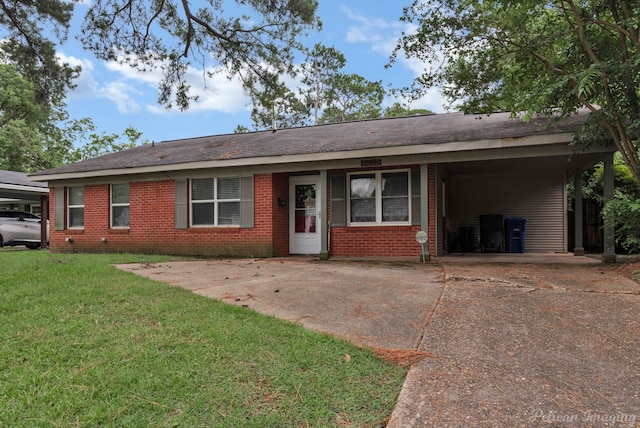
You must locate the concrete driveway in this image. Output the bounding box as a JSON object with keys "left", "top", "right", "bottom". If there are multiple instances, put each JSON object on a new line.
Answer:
{"left": 117, "top": 257, "right": 445, "bottom": 350}
{"left": 117, "top": 256, "right": 640, "bottom": 427}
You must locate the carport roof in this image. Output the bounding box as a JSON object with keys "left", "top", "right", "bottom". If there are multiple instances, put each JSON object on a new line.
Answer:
{"left": 30, "top": 110, "right": 593, "bottom": 181}
{"left": 1, "top": 170, "right": 48, "bottom": 192}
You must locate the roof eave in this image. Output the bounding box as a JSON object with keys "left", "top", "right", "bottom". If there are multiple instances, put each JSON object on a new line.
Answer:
{"left": 0, "top": 182, "right": 50, "bottom": 193}
{"left": 30, "top": 131, "right": 578, "bottom": 182}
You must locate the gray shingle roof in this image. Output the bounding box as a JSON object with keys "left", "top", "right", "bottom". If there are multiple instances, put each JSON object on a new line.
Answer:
{"left": 1, "top": 170, "right": 48, "bottom": 188}
{"left": 31, "top": 111, "right": 589, "bottom": 178}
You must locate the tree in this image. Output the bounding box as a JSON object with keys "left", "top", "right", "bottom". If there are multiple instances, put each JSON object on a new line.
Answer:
{"left": 234, "top": 124, "right": 251, "bottom": 133}
{"left": 300, "top": 43, "right": 346, "bottom": 124}
{"left": 0, "top": 63, "right": 73, "bottom": 172}
{"left": 383, "top": 102, "right": 433, "bottom": 118}
{"left": 320, "top": 74, "right": 385, "bottom": 123}
{"left": 394, "top": 0, "right": 640, "bottom": 181}
{"left": 0, "top": 0, "right": 80, "bottom": 108}
{"left": 66, "top": 120, "right": 147, "bottom": 163}
{"left": 79, "top": 0, "right": 321, "bottom": 110}
{"left": 248, "top": 80, "right": 310, "bottom": 130}
{"left": 575, "top": 153, "right": 640, "bottom": 253}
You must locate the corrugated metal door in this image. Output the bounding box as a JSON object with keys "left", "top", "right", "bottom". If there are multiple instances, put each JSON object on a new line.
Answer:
{"left": 448, "top": 166, "right": 565, "bottom": 253}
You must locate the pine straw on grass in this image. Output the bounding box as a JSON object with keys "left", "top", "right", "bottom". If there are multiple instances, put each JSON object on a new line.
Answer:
{"left": 371, "top": 348, "right": 436, "bottom": 367}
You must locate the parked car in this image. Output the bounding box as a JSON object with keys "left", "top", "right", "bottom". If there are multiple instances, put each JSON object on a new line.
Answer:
{"left": 0, "top": 210, "right": 49, "bottom": 249}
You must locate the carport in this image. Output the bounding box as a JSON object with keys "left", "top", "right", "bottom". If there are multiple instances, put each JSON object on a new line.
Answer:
{"left": 431, "top": 148, "right": 616, "bottom": 261}
{"left": 0, "top": 170, "right": 49, "bottom": 249}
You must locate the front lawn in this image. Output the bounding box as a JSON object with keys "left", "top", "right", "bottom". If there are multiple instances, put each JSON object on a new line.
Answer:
{"left": 0, "top": 252, "right": 407, "bottom": 427}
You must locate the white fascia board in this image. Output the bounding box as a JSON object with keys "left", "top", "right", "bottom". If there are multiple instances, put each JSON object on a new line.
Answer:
{"left": 31, "top": 132, "right": 576, "bottom": 182}
{"left": 0, "top": 183, "right": 49, "bottom": 194}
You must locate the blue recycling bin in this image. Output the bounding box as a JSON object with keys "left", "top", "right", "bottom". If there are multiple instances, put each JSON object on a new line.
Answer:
{"left": 504, "top": 217, "right": 526, "bottom": 253}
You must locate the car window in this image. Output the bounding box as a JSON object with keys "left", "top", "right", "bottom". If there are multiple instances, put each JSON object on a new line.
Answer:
{"left": 0, "top": 211, "right": 40, "bottom": 219}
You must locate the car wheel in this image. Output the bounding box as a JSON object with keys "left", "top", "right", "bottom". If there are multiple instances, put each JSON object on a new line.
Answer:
{"left": 0, "top": 234, "right": 3, "bottom": 247}
{"left": 26, "top": 243, "right": 40, "bottom": 250}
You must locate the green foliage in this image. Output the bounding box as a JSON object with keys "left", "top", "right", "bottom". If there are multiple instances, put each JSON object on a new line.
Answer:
{"left": 0, "top": 252, "right": 406, "bottom": 427}
{"left": 0, "top": 64, "right": 74, "bottom": 172}
{"left": 320, "top": 74, "right": 385, "bottom": 124}
{"left": 79, "top": 0, "right": 321, "bottom": 110}
{"left": 65, "top": 119, "right": 148, "bottom": 163}
{"left": 383, "top": 102, "right": 434, "bottom": 118}
{"left": 0, "top": 0, "right": 79, "bottom": 107}
{"left": 578, "top": 153, "right": 640, "bottom": 253}
{"left": 300, "top": 43, "right": 346, "bottom": 124}
{"left": 234, "top": 124, "right": 251, "bottom": 133}
{"left": 248, "top": 80, "right": 311, "bottom": 131}
{"left": 603, "top": 197, "right": 640, "bottom": 254}
{"left": 394, "top": 0, "right": 640, "bottom": 180}
{"left": 242, "top": 44, "right": 387, "bottom": 130}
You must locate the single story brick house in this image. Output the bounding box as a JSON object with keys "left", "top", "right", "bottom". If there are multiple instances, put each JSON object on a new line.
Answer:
{"left": 30, "top": 111, "right": 616, "bottom": 259}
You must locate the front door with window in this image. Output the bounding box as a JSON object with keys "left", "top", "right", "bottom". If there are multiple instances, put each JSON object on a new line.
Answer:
{"left": 290, "top": 175, "right": 321, "bottom": 254}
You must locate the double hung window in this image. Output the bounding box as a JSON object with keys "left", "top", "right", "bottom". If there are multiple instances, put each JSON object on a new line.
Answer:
{"left": 68, "top": 186, "right": 84, "bottom": 228}
{"left": 111, "top": 184, "right": 130, "bottom": 228}
{"left": 349, "top": 170, "right": 410, "bottom": 225}
{"left": 191, "top": 178, "right": 241, "bottom": 226}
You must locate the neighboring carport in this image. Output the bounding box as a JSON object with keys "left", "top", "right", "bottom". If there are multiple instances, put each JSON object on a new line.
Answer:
{"left": 0, "top": 170, "right": 49, "bottom": 249}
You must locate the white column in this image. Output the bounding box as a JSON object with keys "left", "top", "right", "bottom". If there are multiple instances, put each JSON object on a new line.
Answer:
{"left": 420, "top": 164, "right": 430, "bottom": 261}
{"left": 319, "top": 170, "right": 329, "bottom": 260}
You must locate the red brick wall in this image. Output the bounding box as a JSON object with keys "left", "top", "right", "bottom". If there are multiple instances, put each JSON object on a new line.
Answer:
{"left": 327, "top": 166, "right": 424, "bottom": 258}
{"left": 271, "top": 172, "right": 290, "bottom": 256}
{"left": 49, "top": 167, "right": 435, "bottom": 258}
{"left": 330, "top": 226, "right": 423, "bottom": 257}
{"left": 50, "top": 175, "right": 277, "bottom": 257}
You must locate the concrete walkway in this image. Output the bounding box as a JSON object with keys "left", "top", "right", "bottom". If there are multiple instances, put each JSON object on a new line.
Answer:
{"left": 117, "top": 256, "right": 640, "bottom": 427}
{"left": 117, "top": 258, "right": 445, "bottom": 350}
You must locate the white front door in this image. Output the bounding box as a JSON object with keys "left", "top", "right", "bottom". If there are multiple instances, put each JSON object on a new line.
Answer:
{"left": 290, "top": 175, "right": 322, "bottom": 254}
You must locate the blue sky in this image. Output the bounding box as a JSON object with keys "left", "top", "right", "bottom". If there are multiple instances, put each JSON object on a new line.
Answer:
{"left": 58, "top": 1, "right": 447, "bottom": 144}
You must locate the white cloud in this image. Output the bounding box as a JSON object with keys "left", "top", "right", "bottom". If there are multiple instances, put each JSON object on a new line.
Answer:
{"left": 177, "top": 68, "right": 249, "bottom": 114}
{"left": 104, "top": 61, "right": 162, "bottom": 85}
{"left": 340, "top": 7, "right": 449, "bottom": 114}
{"left": 412, "top": 87, "right": 449, "bottom": 113}
{"left": 341, "top": 6, "right": 405, "bottom": 55}
{"left": 105, "top": 60, "right": 249, "bottom": 114}
{"left": 57, "top": 53, "right": 98, "bottom": 97}
{"left": 100, "top": 80, "right": 141, "bottom": 114}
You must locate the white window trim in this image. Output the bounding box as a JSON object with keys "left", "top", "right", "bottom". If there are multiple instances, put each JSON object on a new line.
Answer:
{"left": 110, "top": 184, "right": 130, "bottom": 229}
{"left": 190, "top": 178, "right": 241, "bottom": 227}
{"left": 67, "top": 186, "right": 84, "bottom": 229}
{"left": 347, "top": 169, "right": 412, "bottom": 226}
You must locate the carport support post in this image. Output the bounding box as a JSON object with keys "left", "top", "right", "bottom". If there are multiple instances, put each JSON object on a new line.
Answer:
{"left": 420, "top": 164, "right": 431, "bottom": 261}
{"left": 573, "top": 172, "right": 584, "bottom": 256}
{"left": 40, "top": 194, "right": 49, "bottom": 250}
{"left": 602, "top": 152, "right": 617, "bottom": 263}
{"left": 319, "top": 170, "right": 329, "bottom": 260}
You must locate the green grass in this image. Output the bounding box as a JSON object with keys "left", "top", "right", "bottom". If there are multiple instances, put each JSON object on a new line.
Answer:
{"left": 0, "top": 252, "right": 407, "bottom": 427}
